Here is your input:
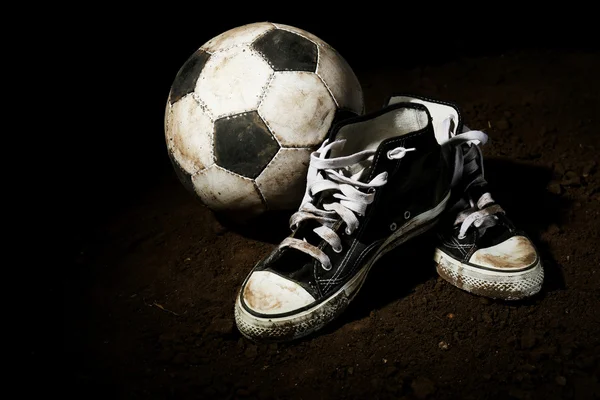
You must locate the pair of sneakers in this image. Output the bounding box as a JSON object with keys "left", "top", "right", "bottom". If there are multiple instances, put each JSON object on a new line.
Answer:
{"left": 234, "top": 94, "right": 544, "bottom": 343}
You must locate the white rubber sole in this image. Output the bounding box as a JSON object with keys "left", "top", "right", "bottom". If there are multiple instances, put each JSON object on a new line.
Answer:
{"left": 234, "top": 192, "right": 450, "bottom": 342}
{"left": 434, "top": 248, "right": 544, "bottom": 300}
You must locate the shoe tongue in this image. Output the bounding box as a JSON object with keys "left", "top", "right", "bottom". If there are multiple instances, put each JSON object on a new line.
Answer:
{"left": 345, "top": 155, "right": 375, "bottom": 182}
{"left": 277, "top": 219, "right": 330, "bottom": 270}
{"left": 288, "top": 144, "right": 377, "bottom": 248}
{"left": 291, "top": 170, "right": 354, "bottom": 248}
{"left": 465, "top": 184, "right": 489, "bottom": 208}
{"left": 454, "top": 186, "right": 512, "bottom": 242}
{"left": 294, "top": 219, "right": 327, "bottom": 244}
{"left": 327, "top": 141, "right": 375, "bottom": 183}
{"left": 477, "top": 222, "right": 514, "bottom": 248}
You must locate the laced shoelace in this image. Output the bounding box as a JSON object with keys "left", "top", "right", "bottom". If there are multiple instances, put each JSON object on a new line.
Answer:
{"left": 279, "top": 139, "right": 415, "bottom": 271}
{"left": 441, "top": 117, "right": 505, "bottom": 239}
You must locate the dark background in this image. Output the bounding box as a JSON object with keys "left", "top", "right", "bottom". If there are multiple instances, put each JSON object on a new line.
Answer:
{"left": 61, "top": 7, "right": 599, "bottom": 400}
{"left": 67, "top": 8, "right": 597, "bottom": 244}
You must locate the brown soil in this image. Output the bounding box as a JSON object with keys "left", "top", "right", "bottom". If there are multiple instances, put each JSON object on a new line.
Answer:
{"left": 63, "top": 15, "right": 599, "bottom": 400}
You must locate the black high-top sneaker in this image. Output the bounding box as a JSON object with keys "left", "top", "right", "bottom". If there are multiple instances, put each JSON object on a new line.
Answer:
{"left": 386, "top": 94, "right": 544, "bottom": 300}
{"left": 234, "top": 102, "right": 468, "bottom": 342}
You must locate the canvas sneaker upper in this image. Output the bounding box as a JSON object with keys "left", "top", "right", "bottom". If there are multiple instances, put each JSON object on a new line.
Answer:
{"left": 235, "top": 102, "right": 469, "bottom": 342}
{"left": 386, "top": 94, "right": 544, "bottom": 300}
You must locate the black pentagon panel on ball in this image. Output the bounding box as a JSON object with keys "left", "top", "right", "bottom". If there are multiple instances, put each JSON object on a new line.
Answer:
{"left": 169, "top": 49, "right": 211, "bottom": 104}
{"left": 214, "top": 111, "right": 280, "bottom": 179}
{"left": 252, "top": 29, "right": 318, "bottom": 72}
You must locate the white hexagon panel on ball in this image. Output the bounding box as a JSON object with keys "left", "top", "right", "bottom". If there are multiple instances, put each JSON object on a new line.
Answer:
{"left": 259, "top": 72, "right": 336, "bottom": 148}
{"left": 192, "top": 165, "right": 266, "bottom": 218}
{"left": 164, "top": 95, "right": 214, "bottom": 176}
{"left": 316, "top": 44, "right": 364, "bottom": 115}
{"left": 200, "top": 22, "right": 275, "bottom": 53}
{"left": 196, "top": 46, "right": 274, "bottom": 119}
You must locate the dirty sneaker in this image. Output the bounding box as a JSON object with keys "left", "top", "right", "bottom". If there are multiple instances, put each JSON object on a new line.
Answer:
{"left": 234, "top": 102, "right": 471, "bottom": 342}
{"left": 387, "top": 94, "right": 544, "bottom": 300}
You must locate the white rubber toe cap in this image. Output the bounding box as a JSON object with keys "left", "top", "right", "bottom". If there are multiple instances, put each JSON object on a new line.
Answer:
{"left": 469, "top": 235, "right": 538, "bottom": 270}
{"left": 242, "top": 271, "right": 316, "bottom": 315}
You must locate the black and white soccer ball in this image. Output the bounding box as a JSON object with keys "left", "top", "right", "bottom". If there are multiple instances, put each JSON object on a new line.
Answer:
{"left": 164, "top": 22, "right": 364, "bottom": 222}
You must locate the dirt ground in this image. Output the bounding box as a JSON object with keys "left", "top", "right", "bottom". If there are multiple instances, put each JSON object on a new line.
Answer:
{"left": 63, "top": 23, "right": 599, "bottom": 400}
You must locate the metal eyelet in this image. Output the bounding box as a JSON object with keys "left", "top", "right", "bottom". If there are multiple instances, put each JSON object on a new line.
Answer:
{"left": 389, "top": 222, "right": 397, "bottom": 231}
{"left": 404, "top": 211, "right": 411, "bottom": 219}
{"left": 333, "top": 245, "right": 343, "bottom": 253}
{"left": 345, "top": 227, "right": 352, "bottom": 235}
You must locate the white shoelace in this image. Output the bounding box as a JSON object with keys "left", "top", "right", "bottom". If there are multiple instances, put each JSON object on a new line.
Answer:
{"left": 279, "top": 139, "right": 415, "bottom": 271}
{"left": 441, "top": 116, "right": 505, "bottom": 239}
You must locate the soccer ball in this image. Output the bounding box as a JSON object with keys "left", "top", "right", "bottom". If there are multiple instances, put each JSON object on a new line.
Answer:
{"left": 164, "top": 22, "right": 364, "bottom": 222}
